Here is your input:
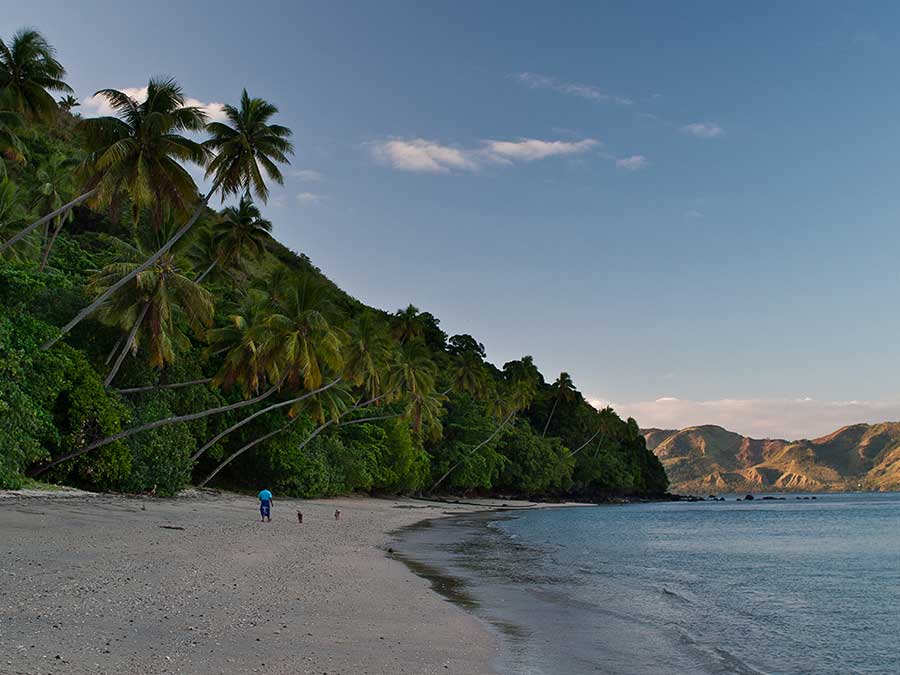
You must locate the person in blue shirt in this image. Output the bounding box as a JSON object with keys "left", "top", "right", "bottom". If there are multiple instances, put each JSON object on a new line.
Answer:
{"left": 258, "top": 488, "right": 273, "bottom": 522}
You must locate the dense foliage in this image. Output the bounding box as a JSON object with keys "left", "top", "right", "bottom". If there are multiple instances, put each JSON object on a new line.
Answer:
{"left": 0, "top": 28, "right": 668, "bottom": 498}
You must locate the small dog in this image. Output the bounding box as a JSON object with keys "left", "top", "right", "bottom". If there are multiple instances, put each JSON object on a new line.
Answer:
{"left": 297, "top": 511, "right": 303, "bottom": 524}
{"left": 334, "top": 509, "right": 341, "bottom": 520}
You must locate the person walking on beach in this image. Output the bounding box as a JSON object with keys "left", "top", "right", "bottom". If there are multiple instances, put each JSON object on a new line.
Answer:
{"left": 258, "top": 488, "right": 273, "bottom": 522}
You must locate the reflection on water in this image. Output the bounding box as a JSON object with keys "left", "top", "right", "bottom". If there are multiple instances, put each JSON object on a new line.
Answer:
{"left": 396, "top": 494, "right": 900, "bottom": 675}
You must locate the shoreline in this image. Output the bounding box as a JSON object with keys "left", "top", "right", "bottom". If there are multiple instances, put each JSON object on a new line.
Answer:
{"left": 1, "top": 489, "right": 511, "bottom": 675}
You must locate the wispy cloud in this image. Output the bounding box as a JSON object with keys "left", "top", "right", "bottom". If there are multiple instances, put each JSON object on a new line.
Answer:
{"left": 514, "top": 72, "right": 633, "bottom": 106}
{"left": 370, "top": 137, "right": 599, "bottom": 174}
{"left": 293, "top": 169, "right": 323, "bottom": 182}
{"left": 296, "top": 192, "right": 325, "bottom": 205}
{"left": 684, "top": 209, "right": 704, "bottom": 219}
{"left": 616, "top": 155, "right": 648, "bottom": 171}
{"left": 680, "top": 122, "right": 724, "bottom": 139}
{"left": 81, "top": 86, "right": 227, "bottom": 123}
{"left": 588, "top": 396, "right": 900, "bottom": 440}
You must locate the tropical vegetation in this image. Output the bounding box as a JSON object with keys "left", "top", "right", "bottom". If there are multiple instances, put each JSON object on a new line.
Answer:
{"left": 0, "top": 27, "right": 668, "bottom": 499}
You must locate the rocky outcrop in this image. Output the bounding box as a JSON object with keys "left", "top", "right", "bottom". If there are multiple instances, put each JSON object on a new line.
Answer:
{"left": 643, "top": 423, "right": 900, "bottom": 493}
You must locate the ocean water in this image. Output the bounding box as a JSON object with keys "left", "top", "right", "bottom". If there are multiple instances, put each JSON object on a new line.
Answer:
{"left": 397, "top": 494, "right": 900, "bottom": 675}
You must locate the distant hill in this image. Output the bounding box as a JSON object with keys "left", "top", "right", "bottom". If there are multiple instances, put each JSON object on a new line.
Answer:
{"left": 643, "top": 423, "right": 900, "bottom": 493}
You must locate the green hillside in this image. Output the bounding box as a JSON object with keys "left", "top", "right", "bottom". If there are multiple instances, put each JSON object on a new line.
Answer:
{"left": 0, "top": 28, "right": 668, "bottom": 499}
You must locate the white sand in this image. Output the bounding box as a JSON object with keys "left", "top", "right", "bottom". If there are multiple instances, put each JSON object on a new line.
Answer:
{"left": 0, "top": 491, "right": 502, "bottom": 675}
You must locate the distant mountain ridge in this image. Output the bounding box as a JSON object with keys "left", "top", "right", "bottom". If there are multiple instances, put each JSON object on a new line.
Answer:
{"left": 643, "top": 422, "right": 900, "bottom": 493}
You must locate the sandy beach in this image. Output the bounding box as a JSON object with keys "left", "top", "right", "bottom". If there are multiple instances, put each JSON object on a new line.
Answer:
{"left": 0, "top": 490, "right": 502, "bottom": 675}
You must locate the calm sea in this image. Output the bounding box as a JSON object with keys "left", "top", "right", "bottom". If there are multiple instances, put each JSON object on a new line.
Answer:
{"left": 397, "top": 494, "right": 900, "bottom": 674}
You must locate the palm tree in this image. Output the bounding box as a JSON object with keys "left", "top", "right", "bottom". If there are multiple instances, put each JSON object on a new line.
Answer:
{"left": 57, "top": 94, "right": 79, "bottom": 112}
{"left": 344, "top": 311, "right": 392, "bottom": 399}
{"left": 264, "top": 274, "right": 345, "bottom": 390}
{"left": 0, "top": 178, "right": 36, "bottom": 263}
{"left": 0, "top": 109, "right": 24, "bottom": 177}
{"left": 392, "top": 304, "right": 423, "bottom": 344}
{"left": 189, "top": 273, "right": 346, "bottom": 462}
{"left": 32, "top": 153, "right": 78, "bottom": 271}
{"left": 43, "top": 89, "right": 293, "bottom": 350}
{"left": 0, "top": 28, "right": 72, "bottom": 121}
{"left": 79, "top": 77, "right": 209, "bottom": 224}
{"left": 201, "top": 193, "right": 272, "bottom": 281}
{"left": 449, "top": 352, "right": 489, "bottom": 399}
{"left": 542, "top": 372, "right": 577, "bottom": 437}
{"left": 1, "top": 77, "right": 208, "bottom": 263}
{"left": 204, "top": 288, "right": 272, "bottom": 398}
{"left": 92, "top": 221, "right": 215, "bottom": 386}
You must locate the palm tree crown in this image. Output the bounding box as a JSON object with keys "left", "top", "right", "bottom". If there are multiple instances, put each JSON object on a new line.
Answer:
{"left": 90, "top": 219, "right": 215, "bottom": 372}
{"left": 0, "top": 28, "right": 72, "bottom": 121}
{"left": 204, "top": 89, "right": 293, "bottom": 203}
{"left": 213, "top": 193, "right": 272, "bottom": 271}
{"left": 78, "top": 76, "right": 208, "bottom": 223}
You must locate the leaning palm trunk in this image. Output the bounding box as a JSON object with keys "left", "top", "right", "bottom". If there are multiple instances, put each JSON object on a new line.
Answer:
{"left": 197, "top": 259, "right": 217, "bottom": 283}
{"left": 567, "top": 427, "right": 603, "bottom": 457}
{"left": 116, "top": 378, "right": 212, "bottom": 395}
{"left": 429, "top": 408, "right": 516, "bottom": 494}
{"left": 191, "top": 376, "right": 343, "bottom": 461}
{"left": 541, "top": 396, "right": 560, "bottom": 437}
{"left": 38, "top": 215, "right": 64, "bottom": 272}
{"left": 28, "top": 374, "right": 284, "bottom": 477}
{"left": 197, "top": 398, "right": 399, "bottom": 488}
{"left": 42, "top": 191, "right": 214, "bottom": 350}
{"left": 104, "top": 301, "right": 150, "bottom": 387}
{"left": 0, "top": 188, "right": 97, "bottom": 255}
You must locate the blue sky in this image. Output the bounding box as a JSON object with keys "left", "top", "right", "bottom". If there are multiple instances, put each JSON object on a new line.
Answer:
{"left": 11, "top": 1, "right": 900, "bottom": 438}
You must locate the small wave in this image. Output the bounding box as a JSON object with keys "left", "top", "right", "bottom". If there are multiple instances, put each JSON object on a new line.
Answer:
{"left": 678, "top": 628, "right": 771, "bottom": 675}
{"left": 661, "top": 586, "right": 693, "bottom": 604}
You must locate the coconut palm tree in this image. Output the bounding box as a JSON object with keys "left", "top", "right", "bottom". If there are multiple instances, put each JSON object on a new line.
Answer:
{"left": 1, "top": 77, "right": 208, "bottom": 262}
{"left": 92, "top": 220, "right": 215, "bottom": 386}
{"left": 449, "top": 352, "right": 489, "bottom": 399}
{"left": 0, "top": 109, "right": 24, "bottom": 177}
{"left": 0, "top": 178, "right": 35, "bottom": 263}
{"left": 57, "top": 94, "right": 79, "bottom": 112}
{"left": 542, "top": 371, "right": 577, "bottom": 437}
{"left": 189, "top": 273, "right": 346, "bottom": 462}
{"left": 32, "top": 153, "right": 78, "bottom": 271}
{"left": 202, "top": 193, "right": 272, "bottom": 281}
{"left": 43, "top": 89, "right": 293, "bottom": 350}
{"left": 0, "top": 28, "right": 72, "bottom": 121}
{"left": 392, "top": 304, "right": 423, "bottom": 344}
{"left": 204, "top": 288, "right": 272, "bottom": 398}
{"left": 264, "top": 274, "right": 345, "bottom": 391}
{"left": 79, "top": 77, "right": 209, "bottom": 225}
{"left": 344, "top": 310, "right": 392, "bottom": 399}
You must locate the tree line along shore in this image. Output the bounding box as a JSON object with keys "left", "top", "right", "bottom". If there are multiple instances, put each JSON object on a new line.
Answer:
{"left": 0, "top": 27, "right": 669, "bottom": 500}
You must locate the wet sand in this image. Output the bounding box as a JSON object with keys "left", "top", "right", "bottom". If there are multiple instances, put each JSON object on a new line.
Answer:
{"left": 0, "top": 490, "right": 502, "bottom": 675}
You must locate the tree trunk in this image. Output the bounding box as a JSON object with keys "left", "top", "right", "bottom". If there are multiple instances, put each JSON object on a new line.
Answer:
{"left": 104, "top": 301, "right": 150, "bottom": 387}
{"left": 430, "top": 408, "right": 516, "bottom": 494}
{"left": 191, "top": 377, "right": 343, "bottom": 461}
{"left": 337, "top": 413, "right": 401, "bottom": 426}
{"left": 199, "top": 418, "right": 332, "bottom": 488}
{"left": 37, "top": 215, "right": 64, "bottom": 272}
{"left": 197, "top": 393, "right": 395, "bottom": 487}
{"left": 0, "top": 188, "right": 96, "bottom": 254}
{"left": 116, "top": 378, "right": 212, "bottom": 395}
{"left": 104, "top": 337, "right": 122, "bottom": 366}
{"left": 42, "top": 192, "right": 212, "bottom": 350}
{"left": 28, "top": 375, "right": 285, "bottom": 477}
{"left": 197, "top": 259, "right": 217, "bottom": 283}
{"left": 568, "top": 427, "right": 603, "bottom": 457}
{"left": 542, "top": 396, "right": 560, "bottom": 438}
